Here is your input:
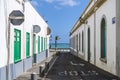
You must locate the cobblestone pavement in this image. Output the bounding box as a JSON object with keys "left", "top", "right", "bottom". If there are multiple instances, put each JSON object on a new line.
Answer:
{"left": 45, "top": 52, "right": 120, "bottom": 80}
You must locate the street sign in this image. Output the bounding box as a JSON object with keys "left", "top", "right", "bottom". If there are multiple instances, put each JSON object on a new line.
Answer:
{"left": 9, "top": 10, "right": 24, "bottom": 25}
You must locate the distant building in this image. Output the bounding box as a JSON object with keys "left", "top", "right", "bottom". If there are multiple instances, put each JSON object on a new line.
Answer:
{"left": 70, "top": 0, "right": 120, "bottom": 77}
{"left": 0, "top": 0, "right": 51, "bottom": 80}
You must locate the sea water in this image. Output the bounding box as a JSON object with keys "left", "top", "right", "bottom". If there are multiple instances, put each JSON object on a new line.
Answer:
{"left": 50, "top": 43, "right": 70, "bottom": 49}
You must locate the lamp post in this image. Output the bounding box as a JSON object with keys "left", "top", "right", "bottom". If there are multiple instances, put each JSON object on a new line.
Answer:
{"left": 49, "top": 35, "right": 52, "bottom": 49}
{"left": 55, "top": 36, "right": 60, "bottom": 52}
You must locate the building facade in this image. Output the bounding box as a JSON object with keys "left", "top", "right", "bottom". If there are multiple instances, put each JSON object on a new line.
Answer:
{"left": 70, "top": 0, "right": 120, "bottom": 77}
{"left": 0, "top": 0, "right": 51, "bottom": 80}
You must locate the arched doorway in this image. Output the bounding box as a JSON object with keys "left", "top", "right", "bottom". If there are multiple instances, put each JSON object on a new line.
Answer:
{"left": 101, "top": 17, "right": 107, "bottom": 59}
{"left": 88, "top": 28, "right": 90, "bottom": 62}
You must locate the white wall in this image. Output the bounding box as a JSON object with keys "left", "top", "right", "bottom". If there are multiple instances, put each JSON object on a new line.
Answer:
{"left": 95, "top": 0, "right": 116, "bottom": 75}
{"left": 0, "top": 0, "right": 49, "bottom": 67}
{"left": 70, "top": 0, "right": 117, "bottom": 76}
{"left": 7, "top": 0, "right": 25, "bottom": 64}
{"left": 0, "top": 0, "right": 7, "bottom": 68}
{"left": 85, "top": 14, "right": 95, "bottom": 64}
{"left": 25, "top": 2, "right": 48, "bottom": 55}
{"left": 0, "top": 0, "right": 24, "bottom": 67}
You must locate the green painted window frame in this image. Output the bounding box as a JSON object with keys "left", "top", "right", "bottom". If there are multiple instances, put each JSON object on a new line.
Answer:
{"left": 14, "top": 29, "right": 21, "bottom": 63}
{"left": 33, "top": 34, "right": 36, "bottom": 53}
{"left": 26, "top": 32, "right": 30, "bottom": 58}
{"left": 38, "top": 36, "right": 40, "bottom": 53}
{"left": 100, "top": 17, "right": 107, "bottom": 62}
{"left": 41, "top": 37, "right": 43, "bottom": 52}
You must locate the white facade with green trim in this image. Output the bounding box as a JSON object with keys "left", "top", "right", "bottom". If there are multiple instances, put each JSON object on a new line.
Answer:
{"left": 0, "top": 0, "right": 51, "bottom": 80}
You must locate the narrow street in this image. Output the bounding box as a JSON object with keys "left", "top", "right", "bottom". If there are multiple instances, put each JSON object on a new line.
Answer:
{"left": 45, "top": 52, "right": 119, "bottom": 80}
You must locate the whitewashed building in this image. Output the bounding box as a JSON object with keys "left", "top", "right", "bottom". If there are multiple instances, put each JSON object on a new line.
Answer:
{"left": 70, "top": 0, "right": 120, "bottom": 77}
{"left": 0, "top": 0, "right": 51, "bottom": 80}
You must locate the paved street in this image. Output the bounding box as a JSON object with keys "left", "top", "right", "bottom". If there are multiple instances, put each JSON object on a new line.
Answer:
{"left": 45, "top": 52, "right": 120, "bottom": 80}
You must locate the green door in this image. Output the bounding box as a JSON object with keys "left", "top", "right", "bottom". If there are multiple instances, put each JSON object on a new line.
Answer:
{"left": 41, "top": 37, "right": 43, "bottom": 52}
{"left": 38, "top": 36, "right": 40, "bottom": 53}
{"left": 14, "top": 29, "right": 21, "bottom": 63}
{"left": 26, "top": 32, "right": 30, "bottom": 58}
{"left": 33, "top": 34, "right": 36, "bottom": 53}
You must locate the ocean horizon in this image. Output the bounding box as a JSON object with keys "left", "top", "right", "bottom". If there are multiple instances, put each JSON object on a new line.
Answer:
{"left": 50, "top": 43, "right": 70, "bottom": 49}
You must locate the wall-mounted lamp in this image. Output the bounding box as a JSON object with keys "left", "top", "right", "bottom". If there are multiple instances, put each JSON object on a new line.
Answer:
{"left": 80, "top": 18, "right": 85, "bottom": 23}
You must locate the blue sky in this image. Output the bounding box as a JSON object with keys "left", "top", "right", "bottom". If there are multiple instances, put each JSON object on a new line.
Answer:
{"left": 30, "top": 0, "right": 90, "bottom": 43}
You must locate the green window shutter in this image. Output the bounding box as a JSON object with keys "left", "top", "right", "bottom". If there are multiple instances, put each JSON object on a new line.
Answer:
{"left": 33, "top": 34, "right": 36, "bottom": 53}
{"left": 26, "top": 32, "right": 30, "bottom": 58}
{"left": 41, "top": 37, "right": 43, "bottom": 52}
{"left": 38, "top": 36, "right": 40, "bottom": 53}
{"left": 101, "top": 18, "right": 107, "bottom": 59}
{"left": 14, "top": 29, "right": 21, "bottom": 63}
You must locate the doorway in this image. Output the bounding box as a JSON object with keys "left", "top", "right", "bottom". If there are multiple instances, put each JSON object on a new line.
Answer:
{"left": 88, "top": 28, "right": 90, "bottom": 62}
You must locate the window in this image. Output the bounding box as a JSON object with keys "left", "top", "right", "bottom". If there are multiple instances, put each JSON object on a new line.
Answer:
{"left": 41, "top": 37, "right": 43, "bottom": 52}
{"left": 88, "top": 28, "right": 90, "bottom": 62}
{"left": 76, "top": 35, "right": 78, "bottom": 51}
{"left": 26, "top": 32, "right": 30, "bottom": 57}
{"left": 38, "top": 36, "right": 40, "bottom": 53}
{"left": 74, "top": 36, "right": 75, "bottom": 49}
{"left": 100, "top": 16, "right": 107, "bottom": 62}
{"left": 82, "top": 31, "right": 84, "bottom": 53}
{"left": 14, "top": 29, "right": 21, "bottom": 63}
{"left": 79, "top": 33, "right": 81, "bottom": 51}
{"left": 33, "top": 34, "right": 36, "bottom": 53}
{"left": 44, "top": 38, "right": 47, "bottom": 50}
